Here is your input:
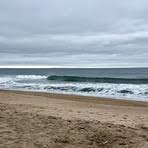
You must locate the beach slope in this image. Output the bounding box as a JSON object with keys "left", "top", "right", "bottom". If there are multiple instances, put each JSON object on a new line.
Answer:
{"left": 0, "top": 90, "right": 148, "bottom": 148}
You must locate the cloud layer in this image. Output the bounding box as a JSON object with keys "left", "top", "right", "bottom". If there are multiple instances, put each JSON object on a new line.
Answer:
{"left": 0, "top": 0, "right": 148, "bottom": 67}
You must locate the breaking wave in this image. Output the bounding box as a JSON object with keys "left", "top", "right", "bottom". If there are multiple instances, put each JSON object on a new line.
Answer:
{"left": 47, "top": 75, "right": 148, "bottom": 84}
{"left": 0, "top": 74, "right": 148, "bottom": 101}
{"left": 16, "top": 75, "right": 47, "bottom": 80}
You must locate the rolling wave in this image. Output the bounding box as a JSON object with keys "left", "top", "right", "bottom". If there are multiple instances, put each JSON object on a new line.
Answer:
{"left": 47, "top": 75, "right": 148, "bottom": 84}
{"left": 16, "top": 75, "right": 46, "bottom": 80}
{"left": 0, "top": 74, "right": 148, "bottom": 101}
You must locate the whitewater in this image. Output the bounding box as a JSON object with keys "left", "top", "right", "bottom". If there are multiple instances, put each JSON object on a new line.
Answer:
{"left": 0, "top": 71, "right": 148, "bottom": 101}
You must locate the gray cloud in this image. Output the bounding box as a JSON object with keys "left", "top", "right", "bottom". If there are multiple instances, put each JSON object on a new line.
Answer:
{"left": 0, "top": 0, "right": 148, "bottom": 67}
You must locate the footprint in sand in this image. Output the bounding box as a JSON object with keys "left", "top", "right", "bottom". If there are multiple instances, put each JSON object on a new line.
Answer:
{"left": 68, "top": 109, "right": 73, "bottom": 112}
{"left": 77, "top": 111, "right": 81, "bottom": 113}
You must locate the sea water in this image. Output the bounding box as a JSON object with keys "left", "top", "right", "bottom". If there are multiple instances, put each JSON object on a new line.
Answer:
{"left": 0, "top": 68, "right": 148, "bottom": 101}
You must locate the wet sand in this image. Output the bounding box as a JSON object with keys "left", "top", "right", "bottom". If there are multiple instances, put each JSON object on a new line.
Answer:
{"left": 0, "top": 90, "right": 148, "bottom": 148}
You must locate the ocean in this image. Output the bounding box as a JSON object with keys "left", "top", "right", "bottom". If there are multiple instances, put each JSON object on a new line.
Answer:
{"left": 0, "top": 68, "right": 148, "bottom": 101}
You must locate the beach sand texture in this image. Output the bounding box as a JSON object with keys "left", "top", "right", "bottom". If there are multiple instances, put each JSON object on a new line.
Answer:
{"left": 0, "top": 90, "right": 148, "bottom": 148}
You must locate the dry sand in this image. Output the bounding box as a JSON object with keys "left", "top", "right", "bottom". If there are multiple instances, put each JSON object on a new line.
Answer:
{"left": 0, "top": 90, "right": 148, "bottom": 148}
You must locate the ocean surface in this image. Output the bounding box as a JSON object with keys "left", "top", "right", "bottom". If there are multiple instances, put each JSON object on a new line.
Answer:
{"left": 0, "top": 68, "right": 148, "bottom": 101}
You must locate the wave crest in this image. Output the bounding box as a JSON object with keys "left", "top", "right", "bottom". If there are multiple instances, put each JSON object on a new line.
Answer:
{"left": 16, "top": 75, "right": 46, "bottom": 80}
{"left": 47, "top": 75, "right": 148, "bottom": 84}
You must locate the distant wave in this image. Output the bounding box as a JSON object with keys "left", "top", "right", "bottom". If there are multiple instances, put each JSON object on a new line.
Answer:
{"left": 16, "top": 75, "right": 47, "bottom": 80}
{"left": 47, "top": 75, "right": 148, "bottom": 84}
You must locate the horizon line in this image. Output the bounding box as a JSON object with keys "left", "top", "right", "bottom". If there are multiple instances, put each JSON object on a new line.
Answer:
{"left": 0, "top": 66, "right": 148, "bottom": 69}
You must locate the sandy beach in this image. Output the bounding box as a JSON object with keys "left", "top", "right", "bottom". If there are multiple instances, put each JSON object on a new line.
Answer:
{"left": 0, "top": 90, "right": 148, "bottom": 148}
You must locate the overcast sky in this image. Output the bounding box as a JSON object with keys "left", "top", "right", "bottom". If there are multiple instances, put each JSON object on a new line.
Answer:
{"left": 0, "top": 0, "right": 148, "bottom": 68}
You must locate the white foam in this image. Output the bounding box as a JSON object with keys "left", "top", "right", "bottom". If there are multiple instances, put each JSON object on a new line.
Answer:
{"left": 0, "top": 75, "right": 148, "bottom": 101}
{"left": 16, "top": 75, "right": 47, "bottom": 80}
{"left": 0, "top": 77, "right": 13, "bottom": 83}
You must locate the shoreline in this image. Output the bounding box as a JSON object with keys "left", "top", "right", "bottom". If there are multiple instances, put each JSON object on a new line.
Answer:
{"left": 0, "top": 89, "right": 148, "bottom": 106}
{"left": 0, "top": 89, "right": 148, "bottom": 147}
